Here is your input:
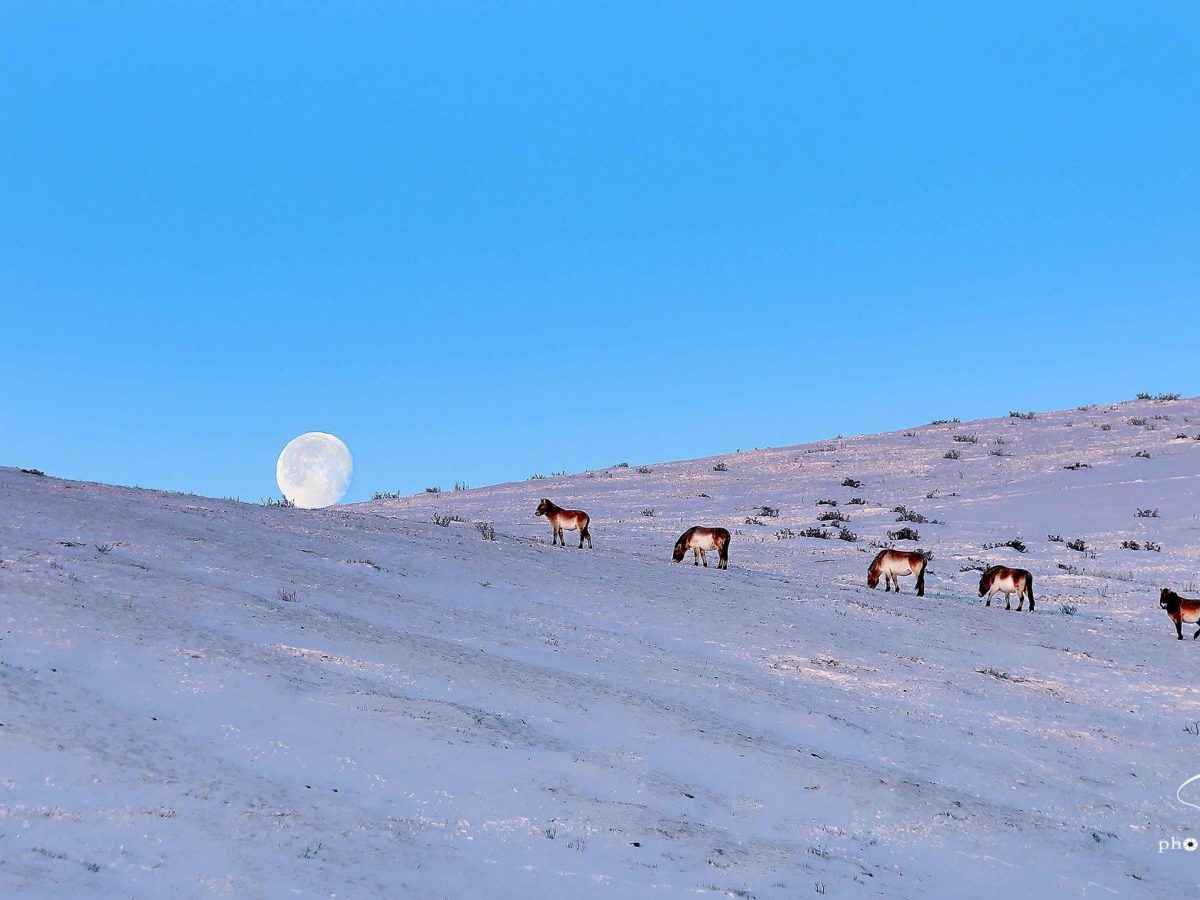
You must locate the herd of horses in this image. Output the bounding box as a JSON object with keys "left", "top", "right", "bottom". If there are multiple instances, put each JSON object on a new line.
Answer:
{"left": 535, "top": 497, "right": 1192, "bottom": 635}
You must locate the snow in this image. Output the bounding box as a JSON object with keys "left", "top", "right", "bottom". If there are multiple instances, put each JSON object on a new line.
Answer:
{"left": 3, "top": 397, "right": 1200, "bottom": 897}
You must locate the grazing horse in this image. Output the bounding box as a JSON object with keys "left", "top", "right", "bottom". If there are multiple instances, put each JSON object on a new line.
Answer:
{"left": 672, "top": 526, "right": 731, "bottom": 570}
{"left": 867, "top": 549, "right": 927, "bottom": 596}
{"left": 535, "top": 499, "right": 592, "bottom": 548}
{"left": 1160, "top": 588, "right": 1200, "bottom": 640}
{"left": 978, "top": 565, "right": 1035, "bottom": 612}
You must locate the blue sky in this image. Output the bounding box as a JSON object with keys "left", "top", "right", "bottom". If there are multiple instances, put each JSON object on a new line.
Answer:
{"left": 2, "top": 2, "right": 1198, "bottom": 503}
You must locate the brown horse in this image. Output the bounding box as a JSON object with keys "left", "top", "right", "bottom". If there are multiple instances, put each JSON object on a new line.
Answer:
{"left": 867, "top": 549, "right": 927, "bottom": 596}
{"left": 978, "top": 565, "right": 1035, "bottom": 612}
{"left": 535, "top": 499, "right": 592, "bottom": 548}
{"left": 1160, "top": 588, "right": 1200, "bottom": 640}
{"left": 672, "top": 526, "right": 731, "bottom": 569}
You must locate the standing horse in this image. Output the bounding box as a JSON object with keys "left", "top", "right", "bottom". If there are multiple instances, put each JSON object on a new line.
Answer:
{"left": 672, "top": 526, "right": 731, "bottom": 569}
{"left": 535, "top": 499, "right": 592, "bottom": 548}
{"left": 978, "top": 565, "right": 1035, "bottom": 612}
{"left": 867, "top": 549, "right": 927, "bottom": 596}
{"left": 1160, "top": 588, "right": 1200, "bottom": 640}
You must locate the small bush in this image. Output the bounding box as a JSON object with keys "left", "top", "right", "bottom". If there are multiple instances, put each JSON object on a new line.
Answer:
{"left": 641, "top": 508, "right": 656, "bottom": 517}
{"left": 983, "top": 538, "right": 1027, "bottom": 553}
{"left": 846, "top": 497, "right": 866, "bottom": 505}
{"left": 989, "top": 447, "right": 1010, "bottom": 457}
{"left": 529, "top": 474, "right": 548, "bottom": 480}
{"left": 454, "top": 481, "right": 470, "bottom": 491}
{"left": 1133, "top": 449, "right": 1151, "bottom": 459}
{"left": 903, "top": 431, "right": 916, "bottom": 437}
{"left": 1060, "top": 603, "right": 1078, "bottom": 616}
{"left": 19, "top": 468, "right": 45, "bottom": 476}
{"left": 893, "top": 506, "right": 929, "bottom": 524}
{"left": 817, "top": 510, "right": 848, "bottom": 523}
{"left": 1066, "top": 538, "right": 1089, "bottom": 553}
{"left": 799, "top": 527, "right": 829, "bottom": 539}
{"left": 952, "top": 434, "right": 978, "bottom": 443}
{"left": 1063, "top": 462, "right": 1092, "bottom": 470}
{"left": 745, "top": 516, "right": 765, "bottom": 526}
{"left": 888, "top": 527, "right": 920, "bottom": 541}
{"left": 1135, "top": 508, "right": 1159, "bottom": 518}
{"left": 930, "top": 418, "right": 961, "bottom": 425}
{"left": 1121, "top": 540, "right": 1161, "bottom": 552}
{"left": 1100, "top": 423, "right": 1112, "bottom": 431}
{"left": 841, "top": 477, "right": 862, "bottom": 488}
{"left": 1048, "top": 533, "right": 1064, "bottom": 543}
{"left": 1128, "top": 417, "right": 1149, "bottom": 427}
{"left": 943, "top": 449, "right": 962, "bottom": 460}
{"left": 372, "top": 489, "right": 402, "bottom": 500}
{"left": 262, "top": 496, "right": 296, "bottom": 508}
{"left": 816, "top": 498, "right": 838, "bottom": 506}
{"left": 425, "top": 486, "right": 441, "bottom": 493}
{"left": 278, "top": 588, "right": 297, "bottom": 603}
{"left": 1009, "top": 411, "right": 1035, "bottom": 420}
{"left": 712, "top": 462, "right": 728, "bottom": 472}
{"left": 615, "top": 462, "right": 630, "bottom": 468}
{"left": 636, "top": 466, "right": 652, "bottom": 475}
{"left": 1136, "top": 392, "right": 1152, "bottom": 400}
{"left": 476, "top": 522, "right": 496, "bottom": 541}
{"left": 96, "top": 543, "right": 113, "bottom": 554}
{"left": 836, "top": 526, "right": 858, "bottom": 542}
{"left": 775, "top": 528, "right": 795, "bottom": 540}
{"left": 431, "top": 512, "right": 464, "bottom": 527}
{"left": 757, "top": 505, "right": 780, "bottom": 518}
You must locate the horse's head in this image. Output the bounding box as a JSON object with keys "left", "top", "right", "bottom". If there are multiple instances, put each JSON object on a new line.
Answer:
{"left": 671, "top": 536, "right": 687, "bottom": 563}
{"left": 978, "top": 570, "right": 991, "bottom": 598}
{"left": 535, "top": 499, "right": 549, "bottom": 517}
{"left": 867, "top": 556, "right": 881, "bottom": 589}
{"left": 1161, "top": 587, "right": 1177, "bottom": 610}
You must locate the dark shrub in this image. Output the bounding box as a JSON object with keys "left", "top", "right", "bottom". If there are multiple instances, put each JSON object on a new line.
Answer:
{"left": 983, "top": 538, "right": 1027, "bottom": 553}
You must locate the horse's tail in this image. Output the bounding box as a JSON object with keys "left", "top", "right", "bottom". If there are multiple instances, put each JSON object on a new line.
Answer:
{"left": 916, "top": 555, "right": 927, "bottom": 596}
{"left": 1025, "top": 572, "right": 1035, "bottom": 611}
{"left": 581, "top": 515, "right": 593, "bottom": 547}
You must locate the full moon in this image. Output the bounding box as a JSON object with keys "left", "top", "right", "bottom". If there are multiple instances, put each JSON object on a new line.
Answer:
{"left": 276, "top": 432, "right": 354, "bottom": 509}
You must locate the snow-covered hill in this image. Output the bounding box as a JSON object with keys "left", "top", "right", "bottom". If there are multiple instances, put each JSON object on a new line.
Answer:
{"left": 3, "top": 397, "right": 1200, "bottom": 897}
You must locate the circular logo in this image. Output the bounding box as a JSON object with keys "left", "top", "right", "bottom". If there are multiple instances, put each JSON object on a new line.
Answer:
{"left": 1184, "top": 837, "right": 1198, "bottom": 852}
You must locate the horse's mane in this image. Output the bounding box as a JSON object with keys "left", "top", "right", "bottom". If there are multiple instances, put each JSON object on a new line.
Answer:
{"left": 868, "top": 549, "right": 887, "bottom": 574}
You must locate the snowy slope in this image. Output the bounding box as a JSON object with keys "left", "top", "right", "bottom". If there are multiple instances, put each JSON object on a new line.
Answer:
{"left": 3, "top": 397, "right": 1200, "bottom": 898}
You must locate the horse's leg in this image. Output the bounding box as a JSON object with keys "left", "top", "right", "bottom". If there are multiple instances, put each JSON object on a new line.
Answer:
{"left": 1016, "top": 593, "right": 1024, "bottom": 612}
{"left": 985, "top": 589, "right": 992, "bottom": 607}
{"left": 700, "top": 548, "right": 708, "bottom": 567}
{"left": 1005, "top": 592, "right": 1011, "bottom": 611}
{"left": 578, "top": 526, "right": 584, "bottom": 548}
{"left": 1193, "top": 626, "right": 1199, "bottom": 640}
{"left": 1176, "top": 619, "right": 1184, "bottom": 640}
{"left": 693, "top": 548, "right": 700, "bottom": 566}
